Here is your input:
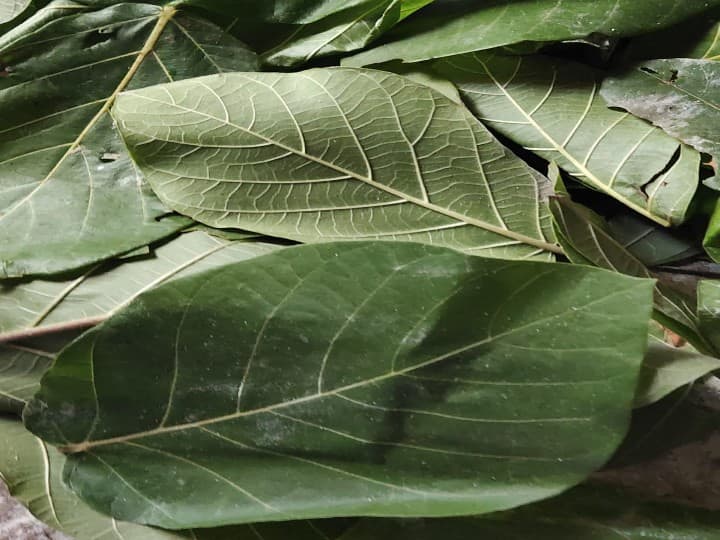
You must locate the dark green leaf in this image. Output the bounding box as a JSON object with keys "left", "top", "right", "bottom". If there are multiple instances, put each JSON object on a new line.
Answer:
{"left": 435, "top": 52, "right": 700, "bottom": 226}
{"left": 25, "top": 241, "right": 653, "bottom": 528}
{"left": 601, "top": 59, "right": 720, "bottom": 156}
{"left": 0, "top": 2, "right": 257, "bottom": 277}
{"left": 0, "top": 344, "right": 53, "bottom": 414}
{"left": 343, "top": 0, "right": 720, "bottom": 66}
{"left": 114, "top": 68, "right": 560, "bottom": 260}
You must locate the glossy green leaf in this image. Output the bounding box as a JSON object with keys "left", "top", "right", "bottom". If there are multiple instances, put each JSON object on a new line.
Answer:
{"left": 261, "top": 1, "right": 402, "bottom": 67}
{"left": 343, "top": 0, "right": 720, "bottom": 66}
{"left": 0, "top": 417, "right": 350, "bottom": 540}
{"left": 24, "top": 241, "right": 653, "bottom": 528}
{"left": 340, "top": 485, "right": 720, "bottom": 539}
{"left": 0, "top": 0, "right": 31, "bottom": 24}
{"left": 601, "top": 59, "right": 720, "bottom": 157}
{"left": 114, "top": 68, "right": 560, "bottom": 260}
{"left": 436, "top": 52, "right": 700, "bottom": 225}
{"left": 550, "top": 195, "right": 707, "bottom": 351}
{"left": 607, "top": 213, "right": 701, "bottom": 267}
{"left": 0, "top": 1, "right": 258, "bottom": 278}
{"left": 0, "top": 231, "right": 278, "bottom": 343}
{"left": 636, "top": 322, "right": 720, "bottom": 408}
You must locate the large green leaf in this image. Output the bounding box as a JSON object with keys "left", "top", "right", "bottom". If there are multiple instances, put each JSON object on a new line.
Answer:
{"left": 340, "top": 485, "right": 720, "bottom": 539}
{"left": 435, "top": 53, "right": 700, "bottom": 225}
{"left": 0, "top": 1, "right": 258, "bottom": 278}
{"left": 0, "top": 0, "right": 31, "bottom": 24}
{"left": 0, "top": 417, "right": 350, "bottom": 540}
{"left": 114, "top": 68, "right": 560, "bottom": 260}
{"left": 261, "top": 1, "right": 402, "bottom": 67}
{"left": 601, "top": 59, "right": 720, "bottom": 157}
{"left": 343, "top": 0, "right": 720, "bottom": 66}
{"left": 25, "top": 241, "right": 652, "bottom": 528}
{"left": 0, "top": 231, "right": 278, "bottom": 343}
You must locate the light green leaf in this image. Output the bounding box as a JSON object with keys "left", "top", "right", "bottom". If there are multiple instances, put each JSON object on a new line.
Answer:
{"left": 398, "top": 0, "right": 433, "bottom": 20}
{"left": 0, "top": 1, "right": 258, "bottom": 278}
{"left": 114, "top": 68, "right": 560, "bottom": 260}
{"left": 0, "top": 343, "right": 53, "bottom": 414}
{"left": 0, "top": 0, "right": 31, "bottom": 24}
{"left": 435, "top": 52, "right": 700, "bottom": 226}
{"left": 340, "top": 485, "right": 720, "bottom": 539}
{"left": 261, "top": 1, "right": 402, "bottom": 67}
{"left": 698, "top": 280, "right": 720, "bottom": 354}
{"left": 0, "top": 417, "right": 349, "bottom": 539}
{"left": 25, "top": 241, "right": 653, "bottom": 528}
{"left": 704, "top": 199, "right": 720, "bottom": 262}
{"left": 607, "top": 213, "right": 701, "bottom": 267}
{"left": 637, "top": 322, "right": 720, "bottom": 408}
{"left": 0, "top": 231, "right": 278, "bottom": 343}
{"left": 343, "top": 0, "right": 720, "bottom": 66}
{"left": 601, "top": 59, "right": 720, "bottom": 157}
{"left": 550, "top": 195, "right": 707, "bottom": 352}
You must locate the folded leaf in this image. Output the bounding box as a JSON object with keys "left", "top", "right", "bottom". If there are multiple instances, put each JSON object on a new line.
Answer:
{"left": 340, "top": 485, "right": 720, "bottom": 539}
{"left": 114, "top": 68, "right": 560, "bottom": 260}
{"left": 25, "top": 241, "right": 653, "bottom": 528}
{"left": 436, "top": 53, "right": 700, "bottom": 225}
{"left": 0, "top": 231, "right": 278, "bottom": 343}
{"left": 0, "top": 417, "right": 350, "bottom": 539}
{"left": 343, "top": 0, "right": 720, "bottom": 66}
{"left": 0, "top": 1, "right": 258, "bottom": 277}
{"left": 602, "top": 59, "right": 720, "bottom": 157}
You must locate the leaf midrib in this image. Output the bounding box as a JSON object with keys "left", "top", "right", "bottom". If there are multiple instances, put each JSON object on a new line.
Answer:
{"left": 123, "top": 82, "right": 562, "bottom": 254}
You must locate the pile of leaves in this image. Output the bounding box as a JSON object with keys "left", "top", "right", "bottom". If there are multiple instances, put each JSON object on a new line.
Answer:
{"left": 2, "top": 0, "right": 720, "bottom": 538}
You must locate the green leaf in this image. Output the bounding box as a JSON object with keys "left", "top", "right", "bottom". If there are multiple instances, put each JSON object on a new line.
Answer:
{"left": 0, "top": 0, "right": 31, "bottom": 24}
{"left": 550, "top": 195, "right": 707, "bottom": 351}
{"left": 606, "top": 213, "right": 701, "bottom": 267}
{"left": 697, "top": 280, "right": 720, "bottom": 354}
{"left": 0, "top": 231, "right": 278, "bottom": 343}
{"left": 114, "top": 68, "right": 560, "bottom": 260}
{"left": 0, "top": 344, "right": 52, "bottom": 415}
{"left": 601, "top": 59, "right": 720, "bottom": 157}
{"left": 340, "top": 485, "right": 720, "bottom": 539}
{"left": 0, "top": 417, "right": 350, "bottom": 539}
{"left": 704, "top": 198, "right": 720, "bottom": 262}
{"left": 25, "top": 241, "right": 653, "bottom": 528}
{"left": 435, "top": 52, "right": 700, "bottom": 226}
{"left": 398, "top": 0, "right": 434, "bottom": 20}
{"left": 261, "top": 1, "right": 403, "bottom": 67}
{"left": 0, "top": 1, "right": 258, "bottom": 278}
{"left": 343, "top": 0, "right": 720, "bottom": 66}
{"left": 636, "top": 322, "right": 720, "bottom": 408}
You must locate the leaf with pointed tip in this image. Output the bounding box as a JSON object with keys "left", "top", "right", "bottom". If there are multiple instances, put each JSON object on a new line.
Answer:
{"left": 0, "top": 1, "right": 258, "bottom": 278}
{"left": 343, "top": 0, "right": 720, "bottom": 66}
{"left": 0, "top": 231, "right": 278, "bottom": 343}
{"left": 636, "top": 322, "right": 720, "bottom": 408}
{"left": 261, "top": 0, "right": 402, "bottom": 67}
{"left": 550, "top": 195, "right": 708, "bottom": 352}
{"left": 114, "top": 68, "right": 560, "bottom": 261}
{"left": 0, "top": 417, "right": 350, "bottom": 540}
{"left": 25, "top": 241, "right": 653, "bottom": 528}
{"left": 601, "top": 59, "right": 720, "bottom": 157}
{"left": 435, "top": 52, "right": 700, "bottom": 226}
{"left": 340, "top": 485, "right": 720, "bottom": 540}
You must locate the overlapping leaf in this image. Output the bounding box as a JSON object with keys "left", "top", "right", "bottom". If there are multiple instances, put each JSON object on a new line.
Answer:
{"left": 0, "top": 0, "right": 31, "bottom": 24}
{"left": 114, "top": 68, "right": 559, "bottom": 260}
{"left": 0, "top": 1, "right": 258, "bottom": 277}
{"left": 340, "top": 486, "right": 720, "bottom": 539}
{"left": 0, "top": 344, "right": 52, "bottom": 414}
{"left": 0, "top": 231, "right": 277, "bottom": 343}
{"left": 602, "top": 59, "right": 720, "bottom": 157}
{"left": 436, "top": 53, "right": 700, "bottom": 225}
{"left": 25, "top": 242, "right": 652, "bottom": 527}
{"left": 0, "top": 417, "right": 349, "bottom": 539}
{"left": 343, "top": 0, "right": 720, "bottom": 66}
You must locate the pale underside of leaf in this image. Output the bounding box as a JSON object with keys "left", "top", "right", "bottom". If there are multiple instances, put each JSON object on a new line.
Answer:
{"left": 114, "top": 68, "right": 560, "bottom": 260}
{"left": 0, "top": 231, "right": 278, "bottom": 343}
{"left": 25, "top": 242, "right": 652, "bottom": 527}
{"left": 0, "top": 1, "right": 258, "bottom": 277}
{"left": 436, "top": 53, "right": 700, "bottom": 226}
